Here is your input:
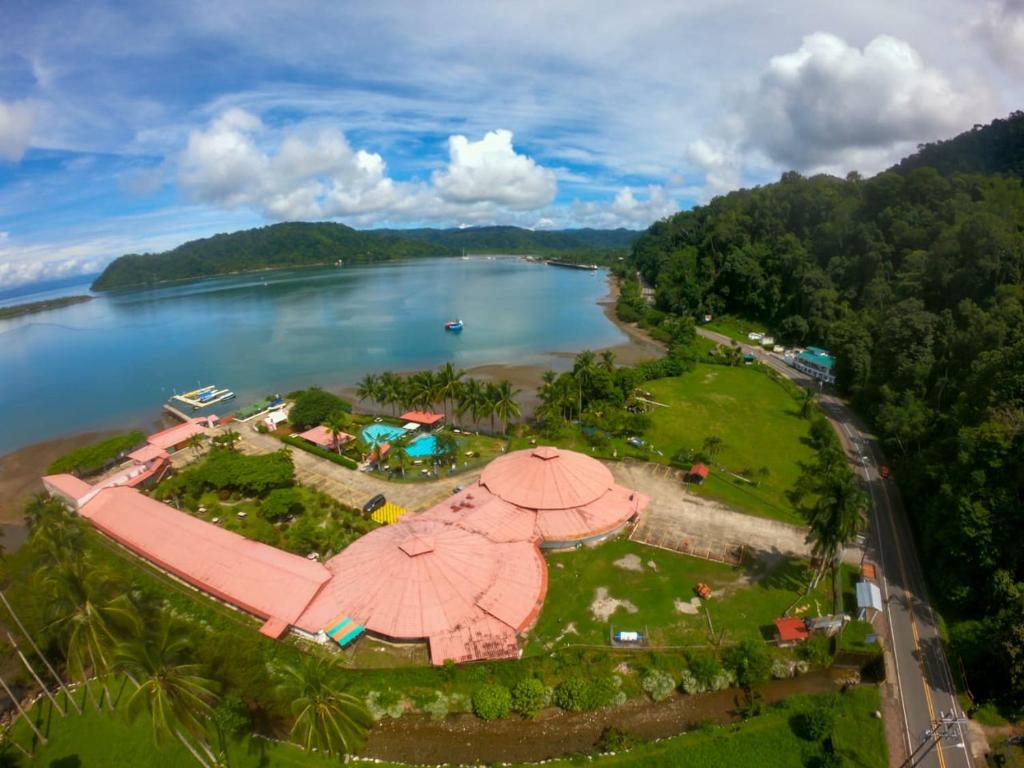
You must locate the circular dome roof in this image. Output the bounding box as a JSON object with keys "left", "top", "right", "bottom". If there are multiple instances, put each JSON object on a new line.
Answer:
{"left": 480, "top": 446, "right": 615, "bottom": 510}
{"left": 308, "top": 518, "right": 546, "bottom": 641}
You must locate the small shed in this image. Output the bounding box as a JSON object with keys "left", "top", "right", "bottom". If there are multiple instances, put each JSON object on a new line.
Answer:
{"left": 263, "top": 410, "right": 288, "bottom": 431}
{"left": 856, "top": 580, "right": 884, "bottom": 621}
{"left": 687, "top": 463, "right": 710, "bottom": 484}
{"left": 774, "top": 617, "right": 809, "bottom": 646}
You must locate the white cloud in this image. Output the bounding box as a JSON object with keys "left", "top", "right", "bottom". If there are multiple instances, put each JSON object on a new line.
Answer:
{"left": 569, "top": 186, "right": 677, "bottom": 229}
{"left": 0, "top": 99, "right": 37, "bottom": 161}
{"left": 972, "top": 1, "right": 1024, "bottom": 74}
{"left": 744, "top": 33, "right": 991, "bottom": 172}
{"left": 686, "top": 139, "right": 742, "bottom": 201}
{"left": 178, "top": 111, "right": 559, "bottom": 222}
{"left": 432, "top": 129, "right": 556, "bottom": 209}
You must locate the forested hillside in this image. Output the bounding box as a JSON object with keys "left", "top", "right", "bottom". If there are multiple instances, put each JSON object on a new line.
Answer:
{"left": 626, "top": 115, "right": 1024, "bottom": 705}
{"left": 92, "top": 222, "right": 639, "bottom": 290}
{"left": 892, "top": 110, "right": 1024, "bottom": 178}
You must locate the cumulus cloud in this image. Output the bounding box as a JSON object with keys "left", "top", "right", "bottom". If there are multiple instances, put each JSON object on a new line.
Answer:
{"left": 972, "top": 1, "right": 1024, "bottom": 74}
{"left": 744, "top": 33, "right": 990, "bottom": 172}
{"left": 569, "top": 186, "right": 677, "bottom": 229}
{"left": 432, "top": 129, "right": 556, "bottom": 209}
{"left": 686, "top": 139, "right": 742, "bottom": 201}
{"left": 0, "top": 255, "right": 103, "bottom": 289}
{"left": 179, "top": 111, "right": 556, "bottom": 222}
{"left": 0, "top": 99, "right": 36, "bottom": 161}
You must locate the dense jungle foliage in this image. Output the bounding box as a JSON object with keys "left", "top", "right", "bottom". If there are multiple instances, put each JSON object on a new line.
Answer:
{"left": 627, "top": 113, "right": 1024, "bottom": 706}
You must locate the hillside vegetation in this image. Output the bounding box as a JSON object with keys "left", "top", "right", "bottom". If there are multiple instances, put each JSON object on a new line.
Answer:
{"left": 626, "top": 113, "right": 1024, "bottom": 706}
{"left": 92, "top": 222, "right": 639, "bottom": 290}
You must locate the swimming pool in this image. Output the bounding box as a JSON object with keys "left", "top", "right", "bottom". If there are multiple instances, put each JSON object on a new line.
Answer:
{"left": 362, "top": 424, "right": 406, "bottom": 444}
{"left": 406, "top": 434, "right": 438, "bottom": 458}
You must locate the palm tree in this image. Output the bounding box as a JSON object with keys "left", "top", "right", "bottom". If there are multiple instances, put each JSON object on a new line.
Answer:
{"left": 377, "top": 372, "right": 403, "bottom": 416}
{"left": 40, "top": 557, "right": 140, "bottom": 710}
{"left": 274, "top": 656, "right": 372, "bottom": 757}
{"left": 436, "top": 362, "right": 465, "bottom": 422}
{"left": 324, "top": 413, "right": 349, "bottom": 454}
{"left": 456, "top": 379, "right": 487, "bottom": 430}
{"left": 538, "top": 370, "right": 558, "bottom": 406}
{"left": 599, "top": 350, "right": 616, "bottom": 372}
{"left": 391, "top": 444, "right": 409, "bottom": 477}
{"left": 116, "top": 621, "right": 219, "bottom": 766}
{"left": 799, "top": 388, "right": 819, "bottom": 418}
{"left": 355, "top": 373, "right": 380, "bottom": 408}
{"left": 212, "top": 429, "right": 240, "bottom": 452}
{"left": 483, "top": 382, "right": 502, "bottom": 434}
{"left": 702, "top": 435, "right": 724, "bottom": 458}
{"left": 572, "top": 350, "right": 598, "bottom": 418}
{"left": 804, "top": 471, "right": 867, "bottom": 613}
{"left": 186, "top": 433, "right": 205, "bottom": 456}
{"left": 493, "top": 380, "right": 522, "bottom": 436}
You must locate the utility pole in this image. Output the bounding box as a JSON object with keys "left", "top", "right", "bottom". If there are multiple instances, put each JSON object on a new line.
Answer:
{"left": 899, "top": 710, "right": 969, "bottom": 767}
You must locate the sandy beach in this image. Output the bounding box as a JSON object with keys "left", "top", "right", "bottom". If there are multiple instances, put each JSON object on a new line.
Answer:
{"left": 0, "top": 275, "right": 662, "bottom": 527}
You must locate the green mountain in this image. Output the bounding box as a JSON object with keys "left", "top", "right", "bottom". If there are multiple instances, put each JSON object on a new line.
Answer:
{"left": 890, "top": 109, "right": 1024, "bottom": 177}
{"left": 625, "top": 113, "right": 1024, "bottom": 704}
{"left": 91, "top": 222, "right": 640, "bottom": 291}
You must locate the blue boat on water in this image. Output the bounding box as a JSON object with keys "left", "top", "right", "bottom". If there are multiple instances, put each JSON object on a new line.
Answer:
{"left": 444, "top": 319, "right": 463, "bottom": 332}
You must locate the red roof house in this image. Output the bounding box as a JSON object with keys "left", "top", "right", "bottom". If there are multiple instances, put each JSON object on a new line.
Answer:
{"left": 298, "top": 425, "right": 353, "bottom": 450}
{"left": 399, "top": 410, "right": 444, "bottom": 427}
{"left": 774, "top": 617, "right": 810, "bottom": 645}
{"left": 687, "top": 463, "right": 710, "bottom": 484}
{"left": 146, "top": 419, "right": 212, "bottom": 452}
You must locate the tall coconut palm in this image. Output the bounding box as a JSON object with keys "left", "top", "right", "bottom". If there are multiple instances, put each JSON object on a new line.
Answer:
{"left": 377, "top": 372, "right": 402, "bottom": 416}
{"left": 391, "top": 444, "right": 409, "bottom": 477}
{"left": 274, "top": 656, "right": 372, "bottom": 758}
{"left": 804, "top": 471, "right": 867, "bottom": 613}
{"left": 40, "top": 557, "right": 140, "bottom": 710}
{"left": 186, "top": 433, "right": 205, "bottom": 456}
{"left": 407, "top": 371, "right": 436, "bottom": 412}
{"left": 483, "top": 382, "right": 502, "bottom": 434}
{"left": 538, "top": 370, "right": 558, "bottom": 406}
{"left": 436, "top": 362, "right": 465, "bottom": 421}
{"left": 456, "top": 379, "right": 487, "bottom": 429}
{"left": 599, "top": 350, "right": 617, "bottom": 372}
{"left": 493, "top": 380, "right": 522, "bottom": 436}
{"left": 355, "top": 373, "right": 380, "bottom": 408}
{"left": 324, "top": 413, "right": 349, "bottom": 454}
{"left": 116, "top": 621, "right": 219, "bottom": 767}
{"left": 572, "top": 350, "right": 598, "bottom": 418}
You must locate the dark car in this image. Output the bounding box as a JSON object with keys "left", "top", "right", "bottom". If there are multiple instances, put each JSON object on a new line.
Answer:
{"left": 362, "top": 494, "right": 386, "bottom": 514}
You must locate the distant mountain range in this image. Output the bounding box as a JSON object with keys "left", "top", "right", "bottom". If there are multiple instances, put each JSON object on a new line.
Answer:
{"left": 91, "top": 223, "right": 640, "bottom": 291}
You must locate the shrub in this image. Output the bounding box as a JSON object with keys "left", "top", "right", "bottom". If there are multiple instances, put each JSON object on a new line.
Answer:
{"left": 794, "top": 705, "right": 836, "bottom": 741}
{"left": 596, "top": 727, "right": 642, "bottom": 753}
{"left": 688, "top": 653, "right": 723, "bottom": 690}
{"left": 511, "top": 678, "right": 547, "bottom": 718}
{"left": 260, "top": 487, "right": 304, "bottom": 522}
{"left": 724, "top": 638, "right": 772, "bottom": 689}
{"left": 211, "top": 695, "right": 251, "bottom": 740}
{"left": 472, "top": 683, "right": 511, "bottom": 721}
{"left": 281, "top": 435, "right": 358, "bottom": 469}
{"left": 640, "top": 669, "right": 676, "bottom": 702}
{"left": 365, "top": 690, "right": 404, "bottom": 720}
{"left": 554, "top": 677, "right": 590, "bottom": 711}
{"left": 421, "top": 691, "right": 449, "bottom": 721}
{"left": 771, "top": 659, "right": 794, "bottom": 679}
{"left": 289, "top": 387, "right": 352, "bottom": 430}
{"left": 679, "top": 670, "right": 705, "bottom": 695}
{"left": 798, "top": 635, "right": 834, "bottom": 668}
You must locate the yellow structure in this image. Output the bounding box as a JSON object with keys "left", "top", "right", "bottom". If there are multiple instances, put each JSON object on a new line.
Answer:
{"left": 371, "top": 501, "right": 408, "bottom": 525}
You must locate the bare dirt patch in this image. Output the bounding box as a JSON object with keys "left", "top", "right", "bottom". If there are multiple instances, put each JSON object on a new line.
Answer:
{"left": 674, "top": 597, "right": 702, "bottom": 615}
{"left": 591, "top": 587, "right": 638, "bottom": 622}
{"left": 613, "top": 553, "right": 644, "bottom": 572}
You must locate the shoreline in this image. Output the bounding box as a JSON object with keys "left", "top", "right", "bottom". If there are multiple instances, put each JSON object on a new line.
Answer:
{"left": 0, "top": 274, "right": 662, "bottom": 526}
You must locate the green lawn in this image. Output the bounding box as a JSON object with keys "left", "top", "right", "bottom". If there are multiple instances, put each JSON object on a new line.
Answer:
{"left": 703, "top": 314, "right": 774, "bottom": 346}
{"left": 643, "top": 364, "right": 816, "bottom": 524}
{"left": 10, "top": 680, "right": 339, "bottom": 768}
{"left": 527, "top": 537, "right": 841, "bottom": 652}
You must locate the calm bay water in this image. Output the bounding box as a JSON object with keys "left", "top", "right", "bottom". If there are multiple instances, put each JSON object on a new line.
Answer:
{"left": 0, "top": 257, "right": 625, "bottom": 455}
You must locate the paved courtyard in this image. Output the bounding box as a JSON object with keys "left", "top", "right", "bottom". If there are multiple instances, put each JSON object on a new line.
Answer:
{"left": 233, "top": 428, "right": 480, "bottom": 513}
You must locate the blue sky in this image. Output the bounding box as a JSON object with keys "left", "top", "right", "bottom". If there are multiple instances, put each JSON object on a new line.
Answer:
{"left": 0, "top": 0, "right": 1022, "bottom": 289}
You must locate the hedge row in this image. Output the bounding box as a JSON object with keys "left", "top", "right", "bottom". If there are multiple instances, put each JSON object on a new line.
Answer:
{"left": 46, "top": 431, "right": 147, "bottom": 476}
{"left": 280, "top": 434, "right": 359, "bottom": 469}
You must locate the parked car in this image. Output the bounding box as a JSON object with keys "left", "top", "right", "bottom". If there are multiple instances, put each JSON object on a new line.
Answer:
{"left": 626, "top": 436, "right": 645, "bottom": 447}
{"left": 362, "top": 494, "right": 386, "bottom": 514}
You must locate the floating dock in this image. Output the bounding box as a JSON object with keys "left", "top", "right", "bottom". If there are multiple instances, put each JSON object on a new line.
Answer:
{"left": 545, "top": 259, "right": 598, "bottom": 270}
{"left": 172, "top": 384, "right": 236, "bottom": 410}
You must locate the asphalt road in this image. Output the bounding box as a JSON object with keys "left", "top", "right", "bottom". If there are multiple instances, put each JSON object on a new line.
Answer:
{"left": 696, "top": 328, "right": 972, "bottom": 768}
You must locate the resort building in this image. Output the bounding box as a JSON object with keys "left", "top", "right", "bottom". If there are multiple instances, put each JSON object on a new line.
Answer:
{"left": 787, "top": 346, "right": 836, "bottom": 385}
{"left": 41, "top": 444, "right": 645, "bottom": 665}
{"left": 399, "top": 410, "right": 445, "bottom": 429}
{"left": 146, "top": 417, "right": 216, "bottom": 453}
{"left": 297, "top": 425, "right": 354, "bottom": 450}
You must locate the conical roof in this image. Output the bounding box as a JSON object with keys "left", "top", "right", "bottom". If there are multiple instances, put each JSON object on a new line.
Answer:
{"left": 480, "top": 446, "right": 615, "bottom": 510}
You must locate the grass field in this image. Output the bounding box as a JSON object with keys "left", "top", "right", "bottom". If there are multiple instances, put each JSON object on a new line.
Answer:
{"left": 703, "top": 314, "right": 775, "bottom": 346}
{"left": 526, "top": 537, "right": 844, "bottom": 652}
{"left": 642, "top": 364, "right": 816, "bottom": 523}
{"left": 14, "top": 683, "right": 886, "bottom": 768}
{"left": 10, "top": 680, "right": 339, "bottom": 768}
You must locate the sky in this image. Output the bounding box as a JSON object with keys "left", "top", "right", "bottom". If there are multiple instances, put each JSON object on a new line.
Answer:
{"left": 0, "top": 0, "right": 1022, "bottom": 290}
